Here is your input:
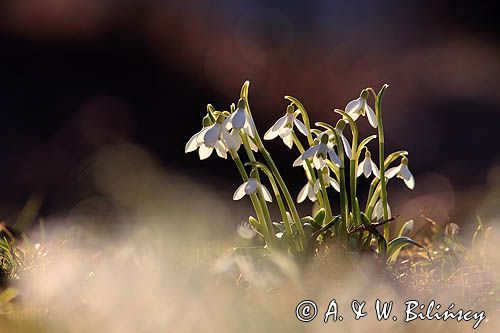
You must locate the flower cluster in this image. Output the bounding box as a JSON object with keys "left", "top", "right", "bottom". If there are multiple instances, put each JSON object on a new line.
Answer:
{"left": 185, "top": 82, "right": 420, "bottom": 262}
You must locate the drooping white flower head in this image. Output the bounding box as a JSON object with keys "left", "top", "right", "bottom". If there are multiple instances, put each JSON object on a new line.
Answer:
{"left": 315, "top": 127, "right": 352, "bottom": 160}
{"left": 185, "top": 115, "right": 241, "bottom": 160}
{"left": 297, "top": 181, "right": 316, "bottom": 203}
{"left": 226, "top": 98, "right": 256, "bottom": 138}
{"left": 292, "top": 133, "right": 342, "bottom": 170}
{"left": 372, "top": 199, "right": 392, "bottom": 220}
{"left": 313, "top": 167, "right": 340, "bottom": 194}
{"left": 385, "top": 157, "right": 415, "bottom": 189}
{"left": 264, "top": 104, "right": 308, "bottom": 149}
{"left": 233, "top": 178, "right": 273, "bottom": 202}
{"left": 334, "top": 125, "right": 353, "bottom": 159}
{"left": 345, "top": 89, "right": 377, "bottom": 128}
{"left": 356, "top": 149, "right": 379, "bottom": 178}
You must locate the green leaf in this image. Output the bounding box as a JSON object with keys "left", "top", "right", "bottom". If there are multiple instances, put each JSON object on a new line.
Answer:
{"left": 248, "top": 216, "right": 263, "bottom": 236}
{"left": 398, "top": 220, "right": 414, "bottom": 237}
{"left": 0, "top": 287, "right": 19, "bottom": 307}
{"left": 313, "top": 208, "right": 326, "bottom": 228}
{"left": 387, "top": 236, "right": 424, "bottom": 263}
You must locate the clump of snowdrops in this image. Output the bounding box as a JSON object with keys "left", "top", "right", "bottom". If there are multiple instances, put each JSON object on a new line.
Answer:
{"left": 185, "top": 81, "right": 421, "bottom": 263}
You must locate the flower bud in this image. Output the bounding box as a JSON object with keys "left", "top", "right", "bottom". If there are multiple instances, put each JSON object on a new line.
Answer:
{"left": 216, "top": 115, "right": 225, "bottom": 124}
{"left": 202, "top": 114, "right": 213, "bottom": 127}
{"left": 320, "top": 133, "right": 329, "bottom": 144}
{"left": 336, "top": 119, "right": 346, "bottom": 131}
{"left": 237, "top": 98, "right": 246, "bottom": 110}
{"left": 360, "top": 89, "right": 369, "bottom": 100}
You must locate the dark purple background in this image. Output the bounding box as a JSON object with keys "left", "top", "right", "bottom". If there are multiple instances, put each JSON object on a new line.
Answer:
{"left": 0, "top": 0, "right": 498, "bottom": 222}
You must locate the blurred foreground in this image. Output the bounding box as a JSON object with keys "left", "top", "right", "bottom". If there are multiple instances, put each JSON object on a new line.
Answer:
{"left": 0, "top": 143, "right": 499, "bottom": 332}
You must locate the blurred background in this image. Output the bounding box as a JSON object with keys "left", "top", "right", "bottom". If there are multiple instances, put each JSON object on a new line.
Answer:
{"left": 0, "top": 0, "right": 499, "bottom": 234}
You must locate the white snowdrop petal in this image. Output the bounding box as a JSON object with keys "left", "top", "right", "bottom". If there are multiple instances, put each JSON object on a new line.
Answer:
{"left": 302, "top": 145, "right": 320, "bottom": 160}
{"left": 313, "top": 179, "right": 321, "bottom": 194}
{"left": 341, "top": 134, "right": 352, "bottom": 159}
{"left": 264, "top": 127, "right": 280, "bottom": 140}
{"left": 356, "top": 160, "right": 365, "bottom": 177}
{"left": 328, "top": 149, "right": 342, "bottom": 167}
{"left": 281, "top": 132, "right": 294, "bottom": 149}
{"left": 294, "top": 118, "right": 309, "bottom": 136}
{"left": 272, "top": 115, "right": 288, "bottom": 132}
{"left": 260, "top": 184, "right": 273, "bottom": 202}
{"left": 373, "top": 200, "right": 382, "bottom": 220}
{"left": 233, "top": 181, "right": 248, "bottom": 200}
{"left": 385, "top": 166, "right": 400, "bottom": 179}
{"left": 232, "top": 109, "right": 247, "bottom": 129}
{"left": 249, "top": 138, "right": 259, "bottom": 152}
{"left": 297, "top": 183, "right": 309, "bottom": 203}
{"left": 365, "top": 104, "right": 378, "bottom": 128}
{"left": 264, "top": 116, "right": 286, "bottom": 140}
{"left": 203, "top": 124, "right": 221, "bottom": 147}
{"left": 370, "top": 160, "right": 380, "bottom": 178}
{"left": 400, "top": 165, "right": 412, "bottom": 180}
{"left": 404, "top": 174, "right": 415, "bottom": 190}
{"left": 224, "top": 114, "right": 234, "bottom": 130}
{"left": 329, "top": 177, "right": 340, "bottom": 192}
{"left": 313, "top": 156, "right": 324, "bottom": 170}
{"left": 185, "top": 131, "right": 201, "bottom": 153}
{"left": 245, "top": 116, "right": 257, "bottom": 138}
{"left": 198, "top": 145, "right": 213, "bottom": 160}
{"left": 245, "top": 179, "right": 258, "bottom": 194}
{"left": 292, "top": 156, "right": 304, "bottom": 167}
{"left": 363, "top": 157, "right": 372, "bottom": 177}
{"left": 215, "top": 141, "right": 227, "bottom": 159}
{"left": 345, "top": 98, "right": 362, "bottom": 114}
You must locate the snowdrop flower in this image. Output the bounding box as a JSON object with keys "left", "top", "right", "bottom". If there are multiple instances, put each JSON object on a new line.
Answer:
{"left": 185, "top": 124, "right": 210, "bottom": 158}
{"left": 345, "top": 89, "right": 377, "bottom": 128}
{"left": 356, "top": 150, "right": 379, "bottom": 178}
{"left": 293, "top": 134, "right": 342, "bottom": 170}
{"left": 237, "top": 220, "right": 256, "bottom": 240}
{"left": 297, "top": 181, "right": 316, "bottom": 203}
{"left": 313, "top": 167, "right": 340, "bottom": 194}
{"left": 233, "top": 178, "right": 273, "bottom": 202}
{"left": 335, "top": 128, "right": 353, "bottom": 159}
{"left": 226, "top": 98, "right": 256, "bottom": 138}
{"left": 385, "top": 157, "right": 415, "bottom": 189}
{"left": 186, "top": 116, "right": 240, "bottom": 160}
{"left": 315, "top": 128, "right": 352, "bottom": 159}
{"left": 264, "top": 104, "right": 308, "bottom": 148}
{"left": 372, "top": 199, "right": 392, "bottom": 220}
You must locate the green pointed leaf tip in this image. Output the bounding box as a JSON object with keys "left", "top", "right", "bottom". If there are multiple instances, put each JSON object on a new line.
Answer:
{"left": 314, "top": 208, "right": 326, "bottom": 227}
{"left": 387, "top": 236, "right": 423, "bottom": 261}
{"left": 240, "top": 81, "right": 250, "bottom": 99}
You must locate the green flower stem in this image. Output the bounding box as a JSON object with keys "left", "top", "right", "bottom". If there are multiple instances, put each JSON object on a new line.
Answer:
{"left": 365, "top": 150, "right": 408, "bottom": 210}
{"left": 237, "top": 131, "right": 277, "bottom": 244}
{"left": 285, "top": 96, "right": 314, "bottom": 146}
{"left": 316, "top": 168, "right": 333, "bottom": 221}
{"left": 291, "top": 132, "right": 326, "bottom": 208}
{"left": 240, "top": 90, "right": 306, "bottom": 250}
{"left": 365, "top": 183, "right": 382, "bottom": 219}
{"left": 334, "top": 110, "right": 360, "bottom": 226}
{"left": 231, "top": 151, "right": 275, "bottom": 247}
{"left": 248, "top": 162, "right": 295, "bottom": 251}
{"left": 366, "top": 180, "right": 377, "bottom": 212}
{"left": 332, "top": 129, "right": 349, "bottom": 244}
{"left": 373, "top": 84, "right": 390, "bottom": 241}
{"left": 258, "top": 145, "right": 305, "bottom": 251}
